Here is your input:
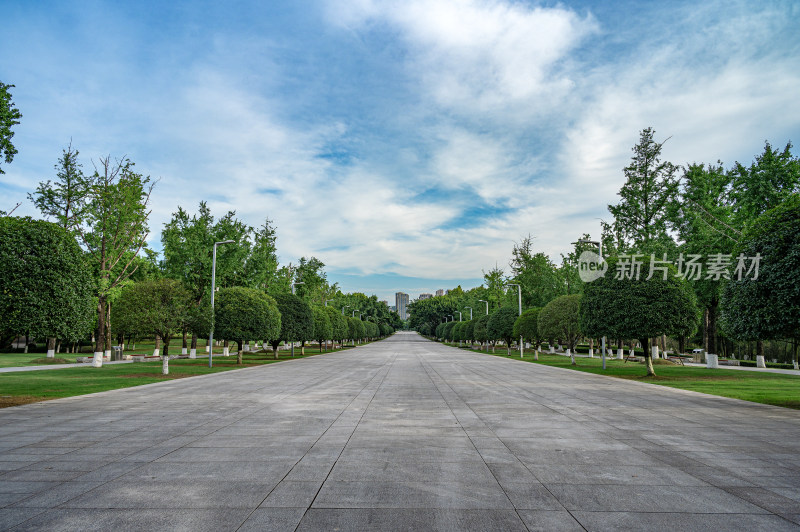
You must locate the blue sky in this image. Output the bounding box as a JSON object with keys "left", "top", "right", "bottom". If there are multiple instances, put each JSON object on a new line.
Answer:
{"left": 2, "top": 0, "right": 799, "bottom": 302}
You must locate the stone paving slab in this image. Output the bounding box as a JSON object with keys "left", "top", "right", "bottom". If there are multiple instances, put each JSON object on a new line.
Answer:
{"left": 1, "top": 331, "right": 799, "bottom": 530}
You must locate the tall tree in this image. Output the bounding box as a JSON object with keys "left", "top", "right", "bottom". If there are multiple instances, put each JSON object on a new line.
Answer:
{"left": 214, "top": 287, "right": 281, "bottom": 365}
{"left": 508, "top": 236, "right": 562, "bottom": 308}
{"left": 0, "top": 81, "right": 21, "bottom": 175}
{"left": 721, "top": 194, "right": 800, "bottom": 363}
{"left": 28, "top": 143, "right": 90, "bottom": 234}
{"left": 608, "top": 127, "right": 679, "bottom": 253}
{"left": 538, "top": 295, "right": 582, "bottom": 364}
{"left": 730, "top": 141, "right": 800, "bottom": 229}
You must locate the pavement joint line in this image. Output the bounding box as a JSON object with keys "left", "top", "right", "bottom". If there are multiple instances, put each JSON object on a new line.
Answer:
{"left": 299, "top": 352, "right": 398, "bottom": 528}
{"left": 416, "top": 345, "right": 579, "bottom": 531}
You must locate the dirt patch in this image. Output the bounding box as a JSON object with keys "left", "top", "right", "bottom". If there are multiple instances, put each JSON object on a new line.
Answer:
{"left": 117, "top": 373, "right": 195, "bottom": 379}
{"left": 0, "top": 395, "right": 56, "bottom": 408}
{"left": 28, "top": 358, "right": 73, "bottom": 364}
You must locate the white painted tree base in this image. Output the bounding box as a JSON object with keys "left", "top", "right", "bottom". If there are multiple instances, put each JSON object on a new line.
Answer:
{"left": 223, "top": 347, "right": 229, "bottom": 356}
{"left": 757, "top": 355, "right": 766, "bottom": 368}
{"left": 189, "top": 349, "right": 196, "bottom": 359}
{"left": 162, "top": 356, "right": 169, "bottom": 375}
{"left": 588, "top": 348, "right": 594, "bottom": 358}
{"left": 181, "top": 348, "right": 187, "bottom": 355}
{"left": 706, "top": 354, "right": 719, "bottom": 369}
{"left": 617, "top": 348, "right": 624, "bottom": 360}
{"left": 153, "top": 348, "right": 160, "bottom": 357}
{"left": 652, "top": 345, "right": 659, "bottom": 359}
{"left": 47, "top": 350, "right": 55, "bottom": 358}
{"left": 92, "top": 352, "right": 104, "bottom": 367}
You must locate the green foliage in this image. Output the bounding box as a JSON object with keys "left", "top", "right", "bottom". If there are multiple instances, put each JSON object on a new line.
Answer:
{"left": 721, "top": 194, "right": 800, "bottom": 342}
{"left": 0, "top": 217, "right": 94, "bottom": 347}
{"left": 452, "top": 321, "right": 465, "bottom": 342}
{"left": 113, "top": 279, "right": 191, "bottom": 357}
{"left": 0, "top": 81, "right": 21, "bottom": 174}
{"left": 487, "top": 306, "right": 518, "bottom": 351}
{"left": 514, "top": 308, "right": 541, "bottom": 344}
{"left": 508, "top": 236, "right": 564, "bottom": 307}
{"left": 580, "top": 258, "right": 698, "bottom": 375}
{"left": 730, "top": 141, "right": 800, "bottom": 228}
{"left": 608, "top": 127, "right": 679, "bottom": 253}
{"left": 473, "top": 314, "right": 490, "bottom": 344}
{"left": 325, "top": 306, "right": 348, "bottom": 344}
{"left": 215, "top": 287, "right": 281, "bottom": 350}
{"left": 312, "top": 306, "right": 332, "bottom": 345}
{"left": 463, "top": 320, "right": 475, "bottom": 343}
{"left": 443, "top": 321, "right": 456, "bottom": 341}
{"left": 539, "top": 295, "right": 582, "bottom": 351}
{"left": 271, "top": 293, "right": 314, "bottom": 344}
{"left": 28, "top": 143, "right": 89, "bottom": 234}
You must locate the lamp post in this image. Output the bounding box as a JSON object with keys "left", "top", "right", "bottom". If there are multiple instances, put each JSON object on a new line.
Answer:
{"left": 342, "top": 305, "right": 350, "bottom": 315}
{"left": 208, "top": 239, "right": 235, "bottom": 368}
{"left": 478, "top": 299, "right": 489, "bottom": 315}
{"left": 507, "top": 283, "right": 523, "bottom": 358}
{"left": 573, "top": 238, "right": 605, "bottom": 368}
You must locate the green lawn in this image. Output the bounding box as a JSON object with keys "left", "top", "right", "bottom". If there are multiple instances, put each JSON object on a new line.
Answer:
{"left": 470, "top": 347, "right": 800, "bottom": 409}
{"left": 0, "top": 346, "right": 350, "bottom": 408}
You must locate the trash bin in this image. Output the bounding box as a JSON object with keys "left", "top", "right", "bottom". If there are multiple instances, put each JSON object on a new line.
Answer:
{"left": 112, "top": 346, "right": 123, "bottom": 361}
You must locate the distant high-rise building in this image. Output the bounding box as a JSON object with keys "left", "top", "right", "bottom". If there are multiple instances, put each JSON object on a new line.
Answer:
{"left": 418, "top": 293, "right": 432, "bottom": 300}
{"left": 395, "top": 292, "right": 409, "bottom": 320}
{"left": 435, "top": 289, "right": 445, "bottom": 297}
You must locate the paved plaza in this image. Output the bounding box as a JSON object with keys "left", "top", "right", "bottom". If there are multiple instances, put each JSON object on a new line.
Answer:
{"left": 1, "top": 332, "right": 799, "bottom": 531}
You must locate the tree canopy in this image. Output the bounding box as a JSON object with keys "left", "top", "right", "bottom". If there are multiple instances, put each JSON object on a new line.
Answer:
{"left": 214, "top": 287, "right": 281, "bottom": 363}
{"left": 487, "top": 306, "right": 518, "bottom": 354}
{"left": 0, "top": 217, "right": 94, "bottom": 349}
{"left": 270, "top": 293, "right": 313, "bottom": 357}
{"left": 0, "top": 81, "right": 21, "bottom": 174}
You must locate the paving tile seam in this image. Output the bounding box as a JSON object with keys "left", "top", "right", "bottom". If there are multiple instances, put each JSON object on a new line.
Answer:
{"left": 297, "top": 351, "right": 400, "bottom": 530}
{"left": 415, "top": 352, "right": 574, "bottom": 531}
{"left": 427, "top": 341, "right": 800, "bottom": 453}
{"left": 415, "top": 340, "right": 770, "bottom": 518}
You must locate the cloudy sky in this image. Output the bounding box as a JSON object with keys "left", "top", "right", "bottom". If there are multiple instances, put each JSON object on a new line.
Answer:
{"left": 2, "top": 0, "right": 798, "bottom": 302}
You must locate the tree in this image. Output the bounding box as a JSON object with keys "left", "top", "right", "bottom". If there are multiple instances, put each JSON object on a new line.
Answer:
{"left": 730, "top": 142, "right": 800, "bottom": 229}
{"left": 487, "top": 306, "right": 518, "bottom": 355}
{"left": 608, "top": 127, "right": 679, "bottom": 253}
{"left": 325, "top": 306, "right": 347, "bottom": 349}
{"left": 269, "top": 293, "right": 313, "bottom": 358}
{"left": 113, "top": 279, "right": 191, "bottom": 374}
{"left": 669, "top": 162, "right": 734, "bottom": 354}
{"left": 580, "top": 258, "right": 698, "bottom": 376}
{"left": 161, "top": 202, "right": 253, "bottom": 353}
{"left": 0, "top": 218, "right": 93, "bottom": 353}
{"left": 473, "top": 314, "right": 490, "bottom": 351}
{"left": 509, "top": 236, "right": 563, "bottom": 307}
{"left": 721, "top": 194, "right": 800, "bottom": 361}
{"left": 214, "top": 287, "right": 281, "bottom": 364}
{"left": 0, "top": 81, "right": 21, "bottom": 174}
{"left": 313, "top": 306, "right": 332, "bottom": 352}
{"left": 28, "top": 143, "right": 90, "bottom": 234}
{"left": 463, "top": 319, "right": 475, "bottom": 347}
{"left": 539, "top": 295, "right": 582, "bottom": 364}
{"left": 514, "top": 308, "right": 542, "bottom": 359}
{"left": 30, "top": 153, "right": 155, "bottom": 366}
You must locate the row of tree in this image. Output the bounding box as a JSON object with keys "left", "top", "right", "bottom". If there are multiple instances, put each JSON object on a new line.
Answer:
{"left": 1, "top": 140, "right": 399, "bottom": 366}
{"left": 410, "top": 128, "right": 800, "bottom": 375}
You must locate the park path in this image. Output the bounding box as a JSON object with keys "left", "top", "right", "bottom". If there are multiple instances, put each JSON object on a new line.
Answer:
{"left": 1, "top": 332, "right": 799, "bottom": 531}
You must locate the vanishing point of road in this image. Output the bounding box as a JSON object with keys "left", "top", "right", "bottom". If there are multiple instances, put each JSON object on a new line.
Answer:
{"left": 1, "top": 332, "right": 799, "bottom": 531}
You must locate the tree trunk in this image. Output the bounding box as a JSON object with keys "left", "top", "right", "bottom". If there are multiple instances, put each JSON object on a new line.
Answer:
{"left": 679, "top": 335, "right": 685, "bottom": 355}
{"left": 301, "top": 341, "right": 305, "bottom": 355}
{"left": 272, "top": 342, "right": 280, "bottom": 360}
{"left": 703, "top": 308, "right": 709, "bottom": 353}
{"left": 642, "top": 337, "right": 656, "bottom": 376}
{"left": 47, "top": 337, "right": 56, "bottom": 358}
{"left": 153, "top": 335, "right": 161, "bottom": 357}
{"left": 182, "top": 329, "right": 188, "bottom": 355}
{"left": 162, "top": 354, "right": 169, "bottom": 375}
{"left": 223, "top": 339, "right": 229, "bottom": 357}
{"left": 237, "top": 340, "right": 243, "bottom": 365}
{"left": 190, "top": 333, "right": 197, "bottom": 358}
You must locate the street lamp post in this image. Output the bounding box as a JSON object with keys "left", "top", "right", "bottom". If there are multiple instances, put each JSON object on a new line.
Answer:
{"left": 507, "top": 283, "right": 523, "bottom": 358}
{"left": 208, "top": 239, "right": 235, "bottom": 368}
{"left": 478, "top": 299, "right": 489, "bottom": 315}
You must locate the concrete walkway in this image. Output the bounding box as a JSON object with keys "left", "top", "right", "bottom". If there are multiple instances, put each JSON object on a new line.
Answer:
{"left": 1, "top": 332, "right": 798, "bottom": 531}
